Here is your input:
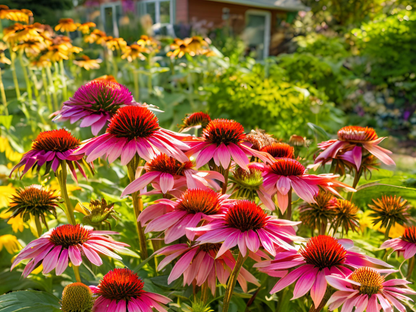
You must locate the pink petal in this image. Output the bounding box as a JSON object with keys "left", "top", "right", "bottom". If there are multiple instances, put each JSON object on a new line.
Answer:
{"left": 292, "top": 268, "right": 318, "bottom": 299}
{"left": 168, "top": 248, "right": 198, "bottom": 284}
{"left": 310, "top": 269, "right": 327, "bottom": 308}
{"left": 55, "top": 249, "right": 69, "bottom": 275}
{"left": 159, "top": 173, "right": 175, "bottom": 194}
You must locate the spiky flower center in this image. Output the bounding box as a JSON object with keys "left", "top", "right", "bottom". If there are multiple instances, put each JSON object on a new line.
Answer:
{"left": 9, "top": 185, "right": 58, "bottom": 216}
{"left": 350, "top": 267, "right": 384, "bottom": 296}
{"left": 97, "top": 268, "right": 145, "bottom": 301}
{"left": 199, "top": 243, "right": 221, "bottom": 253}
{"left": 403, "top": 227, "right": 416, "bottom": 244}
{"left": 300, "top": 236, "right": 346, "bottom": 270}
{"left": 337, "top": 126, "right": 378, "bottom": 142}
{"left": 225, "top": 200, "right": 267, "bottom": 232}
{"left": 245, "top": 129, "right": 277, "bottom": 151}
{"left": 233, "top": 167, "right": 263, "bottom": 188}
{"left": 107, "top": 106, "right": 160, "bottom": 140}
{"left": 146, "top": 154, "right": 193, "bottom": 176}
{"left": 181, "top": 112, "right": 211, "bottom": 129}
{"left": 335, "top": 199, "right": 358, "bottom": 215}
{"left": 370, "top": 195, "right": 408, "bottom": 215}
{"left": 261, "top": 142, "right": 294, "bottom": 159}
{"left": 49, "top": 224, "right": 91, "bottom": 248}
{"left": 299, "top": 192, "right": 337, "bottom": 228}
{"left": 32, "top": 129, "right": 80, "bottom": 152}
{"left": 61, "top": 282, "right": 93, "bottom": 312}
{"left": 203, "top": 119, "right": 245, "bottom": 145}
{"left": 268, "top": 158, "right": 305, "bottom": 176}
{"left": 176, "top": 189, "right": 221, "bottom": 215}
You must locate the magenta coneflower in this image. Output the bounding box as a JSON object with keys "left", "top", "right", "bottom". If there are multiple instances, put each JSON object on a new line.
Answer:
{"left": 157, "top": 243, "right": 260, "bottom": 294}
{"left": 190, "top": 200, "right": 300, "bottom": 257}
{"left": 10, "top": 129, "right": 89, "bottom": 181}
{"left": 262, "top": 158, "right": 355, "bottom": 213}
{"left": 73, "top": 106, "right": 189, "bottom": 165}
{"left": 314, "top": 126, "right": 395, "bottom": 169}
{"left": 326, "top": 267, "right": 416, "bottom": 312}
{"left": 254, "top": 235, "right": 391, "bottom": 308}
{"left": 11, "top": 224, "right": 129, "bottom": 277}
{"left": 179, "top": 111, "right": 211, "bottom": 133}
{"left": 186, "top": 119, "right": 274, "bottom": 170}
{"left": 139, "top": 189, "right": 233, "bottom": 243}
{"left": 90, "top": 268, "right": 171, "bottom": 312}
{"left": 381, "top": 226, "right": 416, "bottom": 259}
{"left": 53, "top": 80, "right": 134, "bottom": 135}
{"left": 121, "top": 153, "right": 224, "bottom": 196}
{"left": 260, "top": 142, "right": 294, "bottom": 159}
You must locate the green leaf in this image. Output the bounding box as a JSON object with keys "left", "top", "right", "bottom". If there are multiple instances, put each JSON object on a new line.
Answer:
{"left": 307, "top": 122, "right": 330, "bottom": 140}
{"left": 0, "top": 290, "right": 60, "bottom": 312}
{"left": 0, "top": 116, "right": 13, "bottom": 130}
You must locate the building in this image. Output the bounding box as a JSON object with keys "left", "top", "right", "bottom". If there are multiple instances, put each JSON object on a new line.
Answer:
{"left": 82, "top": 0, "right": 308, "bottom": 58}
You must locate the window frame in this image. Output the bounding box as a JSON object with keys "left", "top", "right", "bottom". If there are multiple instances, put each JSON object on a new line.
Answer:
{"left": 100, "top": 1, "right": 122, "bottom": 37}
{"left": 139, "top": 0, "right": 175, "bottom": 25}
{"left": 245, "top": 9, "right": 271, "bottom": 59}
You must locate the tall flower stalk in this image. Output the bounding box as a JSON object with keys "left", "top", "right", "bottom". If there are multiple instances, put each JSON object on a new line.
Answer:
{"left": 41, "top": 68, "right": 53, "bottom": 111}
{"left": 10, "top": 50, "right": 21, "bottom": 98}
{"left": 59, "top": 59, "right": 68, "bottom": 100}
{"left": 46, "top": 65, "right": 58, "bottom": 110}
{"left": 0, "top": 68, "right": 7, "bottom": 115}
{"left": 222, "top": 252, "right": 247, "bottom": 312}
{"left": 18, "top": 51, "right": 32, "bottom": 103}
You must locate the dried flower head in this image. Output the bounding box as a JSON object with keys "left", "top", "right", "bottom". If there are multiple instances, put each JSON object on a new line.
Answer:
{"left": 178, "top": 112, "right": 211, "bottom": 133}
{"left": 76, "top": 198, "right": 119, "bottom": 230}
{"left": 61, "top": 282, "right": 94, "bottom": 312}
{"left": 332, "top": 199, "right": 360, "bottom": 235}
{"left": 368, "top": 195, "right": 411, "bottom": 231}
{"left": 245, "top": 129, "right": 277, "bottom": 151}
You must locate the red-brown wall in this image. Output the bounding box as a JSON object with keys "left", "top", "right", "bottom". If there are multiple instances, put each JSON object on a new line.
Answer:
{"left": 175, "top": 0, "right": 189, "bottom": 23}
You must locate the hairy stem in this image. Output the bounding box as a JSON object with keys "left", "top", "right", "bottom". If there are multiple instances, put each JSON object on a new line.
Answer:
{"left": 284, "top": 188, "right": 292, "bottom": 220}
{"left": 221, "top": 167, "right": 230, "bottom": 194}
{"left": 56, "top": 161, "right": 76, "bottom": 225}
{"left": 34, "top": 217, "right": 43, "bottom": 237}
{"left": 407, "top": 256, "right": 415, "bottom": 279}
{"left": 222, "top": 252, "right": 247, "bottom": 312}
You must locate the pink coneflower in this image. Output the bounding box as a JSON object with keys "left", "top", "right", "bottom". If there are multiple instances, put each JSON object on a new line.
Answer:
{"left": 73, "top": 106, "right": 189, "bottom": 165}
{"left": 121, "top": 153, "right": 224, "bottom": 196}
{"left": 53, "top": 80, "right": 134, "bottom": 135}
{"left": 381, "top": 226, "right": 416, "bottom": 259}
{"left": 254, "top": 235, "right": 391, "bottom": 308}
{"left": 185, "top": 119, "right": 274, "bottom": 170}
{"left": 179, "top": 111, "right": 211, "bottom": 133}
{"left": 263, "top": 158, "right": 355, "bottom": 213}
{"left": 326, "top": 267, "right": 416, "bottom": 312}
{"left": 139, "top": 189, "right": 233, "bottom": 243}
{"left": 260, "top": 142, "right": 294, "bottom": 159}
{"left": 10, "top": 129, "right": 89, "bottom": 181}
{"left": 314, "top": 126, "right": 395, "bottom": 169}
{"left": 11, "top": 224, "right": 129, "bottom": 277}
{"left": 90, "top": 268, "right": 171, "bottom": 312}
{"left": 190, "top": 200, "right": 300, "bottom": 257}
{"left": 156, "top": 243, "right": 260, "bottom": 294}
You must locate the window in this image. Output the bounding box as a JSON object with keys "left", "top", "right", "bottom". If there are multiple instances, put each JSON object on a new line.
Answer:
{"left": 100, "top": 2, "right": 122, "bottom": 37}
{"left": 138, "top": 0, "right": 174, "bottom": 24}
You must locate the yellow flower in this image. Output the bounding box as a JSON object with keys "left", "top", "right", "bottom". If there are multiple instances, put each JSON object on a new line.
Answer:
{"left": 0, "top": 184, "right": 15, "bottom": 208}
{"left": 137, "top": 35, "right": 159, "bottom": 50}
{"left": 0, "top": 211, "right": 25, "bottom": 233}
{"left": 0, "top": 53, "right": 11, "bottom": 64}
{"left": 359, "top": 210, "right": 406, "bottom": 237}
{"left": 49, "top": 180, "right": 81, "bottom": 196}
{"left": 104, "top": 36, "right": 127, "bottom": 51}
{"left": 121, "top": 44, "right": 146, "bottom": 62}
{"left": 3, "top": 23, "right": 44, "bottom": 44}
{"left": 167, "top": 38, "right": 189, "bottom": 58}
{"left": 73, "top": 55, "right": 102, "bottom": 70}
{"left": 13, "top": 40, "right": 47, "bottom": 57}
{"left": 0, "top": 7, "right": 32, "bottom": 24}
{"left": 0, "top": 234, "right": 21, "bottom": 254}
{"left": 32, "top": 55, "right": 52, "bottom": 68}
{"left": 184, "top": 36, "right": 208, "bottom": 56}
{"left": 84, "top": 29, "right": 106, "bottom": 44}
{"left": 77, "top": 22, "right": 96, "bottom": 34}
{"left": 55, "top": 18, "right": 78, "bottom": 33}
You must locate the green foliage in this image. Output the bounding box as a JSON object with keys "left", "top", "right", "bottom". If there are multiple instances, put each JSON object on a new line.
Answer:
{"left": 294, "top": 33, "right": 350, "bottom": 60}
{"left": 0, "top": 290, "right": 61, "bottom": 312}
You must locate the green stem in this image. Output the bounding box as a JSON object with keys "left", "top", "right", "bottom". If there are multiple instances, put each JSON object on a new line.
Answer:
{"left": 29, "top": 67, "right": 40, "bottom": 101}
{"left": 133, "top": 65, "right": 139, "bottom": 101}
{"left": 41, "top": 68, "right": 53, "bottom": 112}
{"left": 187, "top": 72, "right": 195, "bottom": 111}
{"left": 34, "top": 217, "right": 43, "bottom": 237}
{"left": 284, "top": 188, "right": 292, "bottom": 220}
{"left": 223, "top": 252, "right": 247, "bottom": 312}
{"left": 147, "top": 53, "right": 153, "bottom": 97}
{"left": 46, "top": 66, "right": 58, "bottom": 110}
{"left": 127, "top": 158, "right": 149, "bottom": 259}
{"left": 73, "top": 265, "right": 81, "bottom": 283}
{"left": 201, "top": 281, "right": 209, "bottom": 304}
{"left": 384, "top": 220, "right": 392, "bottom": 240}
{"left": 348, "top": 166, "right": 363, "bottom": 201}
{"left": 56, "top": 161, "right": 76, "bottom": 225}
{"left": 112, "top": 52, "right": 118, "bottom": 79}
{"left": 10, "top": 50, "right": 21, "bottom": 99}
{"left": 59, "top": 60, "right": 68, "bottom": 101}
{"left": 18, "top": 51, "right": 33, "bottom": 103}
{"left": 221, "top": 167, "right": 230, "bottom": 194}
{"left": 0, "top": 68, "right": 8, "bottom": 115}
{"left": 407, "top": 256, "right": 415, "bottom": 279}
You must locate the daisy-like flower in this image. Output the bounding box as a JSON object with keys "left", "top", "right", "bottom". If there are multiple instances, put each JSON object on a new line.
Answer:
{"left": 61, "top": 282, "right": 94, "bottom": 312}
{"left": 77, "top": 22, "right": 96, "bottom": 34}
{"left": 157, "top": 243, "right": 260, "bottom": 294}
{"left": 104, "top": 36, "right": 127, "bottom": 51}
{"left": 121, "top": 44, "right": 146, "bottom": 62}
{"left": 11, "top": 224, "right": 129, "bottom": 277}
{"left": 55, "top": 18, "right": 78, "bottom": 33}
{"left": 73, "top": 105, "right": 189, "bottom": 165}
{"left": 245, "top": 129, "right": 277, "bottom": 151}
{"left": 260, "top": 142, "right": 294, "bottom": 159}
{"left": 229, "top": 164, "right": 274, "bottom": 210}
{"left": 368, "top": 195, "right": 411, "bottom": 233}
{"left": 7, "top": 185, "right": 59, "bottom": 230}
{"left": 314, "top": 126, "right": 395, "bottom": 169}
{"left": 178, "top": 112, "right": 211, "bottom": 133}
{"left": 53, "top": 80, "right": 134, "bottom": 135}
{"left": 10, "top": 129, "right": 90, "bottom": 181}
{"left": 167, "top": 38, "right": 189, "bottom": 58}
{"left": 13, "top": 40, "right": 48, "bottom": 58}
{"left": 186, "top": 119, "right": 273, "bottom": 171}
{"left": 254, "top": 235, "right": 391, "bottom": 308}
{"left": 326, "top": 267, "right": 416, "bottom": 312}
{"left": 73, "top": 55, "right": 102, "bottom": 71}
{"left": 381, "top": 226, "right": 416, "bottom": 259}
{"left": 90, "top": 268, "right": 171, "bottom": 312}
{"left": 122, "top": 154, "right": 224, "bottom": 196}
{"left": 191, "top": 200, "right": 300, "bottom": 257}
{"left": 84, "top": 29, "right": 107, "bottom": 45}
{"left": 184, "top": 36, "right": 209, "bottom": 56}
{"left": 263, "top": 158, "right": 355, "bottom": 214}
{"left": 332, "top": 199, "right": 360, "bottom": 235}
{"left": 139, "top": 189, "right": 233, "bottom": 243}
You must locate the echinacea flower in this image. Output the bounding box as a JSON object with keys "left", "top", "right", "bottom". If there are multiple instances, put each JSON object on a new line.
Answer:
{"left": 186, "top": 119, "right": 273, "bottom": 171}
{"left": 73, "top": 105, "right": 189, "bottom": 165}
{"left": 260, "top": 142, "right": 294, "bottom": 159}
{"left": 191, "top": 200, "right": 300, "bottom": 257}
{"left": 54, "top": 80, "right": 134, "bottom": 135}
{"left": 244, "top": 129, "right": 277, "bottom": 151}
{"left": 73, "top": 55, "right": 102, "bottom": 70}
{"left": 139, "top": 189, "right": 233, "bottom": 243}
{"left": 11, "top": 224, "right": 129, "bottom": 277}
{"left": 263, "top": 158, "right": 355, "bottom": 214}
{"left": 55, "top": 18, "right": 78, "bottom": 33}
{"left": 7, "top": 185, "right": 59, "bottom": 230}
{"left": 254, "top": 235, "right": 391, "bottom": 308}
{"left": 368, "top": 195, "right": 411, "bottom": 234}
{"left": 122, "top": 153, "right": 224, "bottom": 196}
{"left": 10, "top": 129, "right": 90, "bottom": 181}
{"left": 332, "top": 199, "right": 360, "bottom": 235}
{"left": 326, "top": 267, "right": 416, "bottom": 312}
{"left": 178, "top": 112, "right": 211, "bottom": 133}
{"left": 90, "top": 268, "right": 171, "bottom": 312}
{"left": 381, "top": 226, "right": 416, "bottom": 259}
{"left": 61, "top": 282, "right": 94, "bottom": 312}
{"left": 314, "top": 126, "right": 395, "bottom": 170}
{"left": 157, "top": 243, "right": 260, "bottom": 294}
